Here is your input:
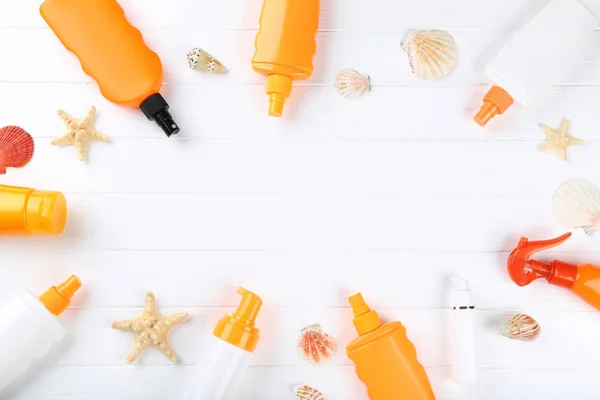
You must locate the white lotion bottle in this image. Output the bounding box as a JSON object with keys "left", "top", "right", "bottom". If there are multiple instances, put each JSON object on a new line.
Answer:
{"left": 182, "top": 287, "right": 263, "bottom": 400}
{"left": 0, "top": 276, "right": 82, "bottom": 393}
{"left": 474, "top": 0, "right": 597, "bottom": 126}
{"left": 448, "top": 278, "right": 476, "bottom": 384}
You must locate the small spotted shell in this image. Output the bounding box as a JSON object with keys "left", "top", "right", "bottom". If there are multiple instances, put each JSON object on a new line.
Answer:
{"left": 187, "top": 48, "right": 227, "bottom": 74}
{"left": 295, "top": 385, "right": 325, "bottom": 400}
{"left": 297, "top": 324, "right": 337, "bottom": 365}
{"left": 500, "top": 314, "right": 541, "bottom": 341}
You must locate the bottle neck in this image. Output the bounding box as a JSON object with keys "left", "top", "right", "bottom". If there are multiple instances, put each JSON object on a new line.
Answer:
{"left": 547, "top": 261, "right": 578, "bottom": 289}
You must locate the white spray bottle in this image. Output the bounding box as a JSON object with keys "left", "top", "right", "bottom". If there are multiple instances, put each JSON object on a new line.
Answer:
{"left": 183, "top": 287, "right": 262, "bottom": 400}
{"left": 474, "top": 0, "right": 597, "bottom": 126}
{"left": 0, "top": 276, "right": 82, "bottom": 394}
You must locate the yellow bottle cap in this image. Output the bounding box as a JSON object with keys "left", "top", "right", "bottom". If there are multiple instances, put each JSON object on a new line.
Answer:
{"left": 266, "top": 75, "right": 293, "bottom": 117}
{"left": 349, "top": 292, "right": 382, "bottom": 336}
{"left": 39, "top": 275, "right": 82, "bottom": 316}
{"left": 26, "top": 190, "right": 67, "bottom": 235}
{"left": 213, "top": 287, "right": 263, "bottom": 352}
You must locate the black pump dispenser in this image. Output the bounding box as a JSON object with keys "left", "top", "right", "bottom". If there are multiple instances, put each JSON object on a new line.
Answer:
{"left": 140, "top": 94, "right": 180, "bottom": 137}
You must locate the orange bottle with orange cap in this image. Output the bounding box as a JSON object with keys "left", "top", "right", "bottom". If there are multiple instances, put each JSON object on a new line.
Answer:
{"left": 0, "top": 276, "right": 82, "bottom": 394}
{"left": 252, "top": 0, "right": 320, "bottom": 117}
{"left": 347, "top": 293, "right": 436, "bottom": 400}
{"left": 182, "top": 287, "right": 263, "bottom": 400}
{"left": 0, "top": 184, "right": 67, "bottom": 236}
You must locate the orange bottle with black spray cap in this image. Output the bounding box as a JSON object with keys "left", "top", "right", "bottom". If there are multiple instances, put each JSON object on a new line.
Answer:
{"left": 508, "top": 233, "right": 600, "bottom": 310}
{"left": 253, "top": 0, "right": 320, "bottom": 117}
{"left": 0, "top": 184, "right": 67, "bottom": 236}
{"left": 40, "top": 0, "right": 180, "bottom": 137}
{"left": 346, "top": 293, "right": 436, "bottom": 400}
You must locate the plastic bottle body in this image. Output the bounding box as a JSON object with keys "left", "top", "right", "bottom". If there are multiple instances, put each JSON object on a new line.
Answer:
{"left": 570, "top": 264, "right": 600, "bottom": 310}
{"left": 0, "top": 185, "right": 67, "bottom": 236}
{"left": 347, "top": 322, "right": 435, "bottom": 400}
{"left": 0, "top": 291, "right": 65, "bottom": 393}
{"left": 485, "top": 0, "right": 596, "bottom": 108}
{"left": 182, "top": 337, "right": 252, "bottom": 400}
{"left": 40, "top": 0, "right": 179, "bottom": 136}
{"left": 252, "top": 0, "right": 320, "bottom": 116}
{"left": 475, "top": 0, "right": 597, "bottom": 126}
{"left": 40, "top": 0, "right": 162, "bottom": 107}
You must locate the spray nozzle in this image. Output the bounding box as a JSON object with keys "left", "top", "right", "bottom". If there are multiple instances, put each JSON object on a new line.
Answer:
{"left": 349, "top": 293, "right": 382, "bottom": 336}
{"left": 213, "top": 287, "right": 263, "bottom": 353}
{"left": 474, "top": 86, "right": 514, "bottom": 127}
{"left": 507, "top": 233, "right": 576, "bottom": 287}
{"left": 39, "top": 275, "right": 82, "bottom": 316}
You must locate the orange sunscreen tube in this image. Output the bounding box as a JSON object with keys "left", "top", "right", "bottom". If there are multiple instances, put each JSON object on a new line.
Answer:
{"left": 508, "top": 233, "right": 600, "bottom": 310}
{"left": 0, "top": 184, "right": 67, "bottom": 236}
{"left": 253, "top": 0, "right": 320, "bottom": 117}
{"left": 346, "top": 293, "right": 436, "bottom": 400}
{"left": 40, "top": 0, "right": 180, "bottom": 137}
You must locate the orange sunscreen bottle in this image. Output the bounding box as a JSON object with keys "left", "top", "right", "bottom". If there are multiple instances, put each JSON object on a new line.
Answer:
{"left": 508, "top": 233, "right": 600, "bottom": 310}
{"left": 346, "top": 293, "right": 436, "bottom": 400}
{"left": 252, "top": 0, "right": 320, "bottom": 117}
{"left": 40, "top": 0, "right": 180, "bottom": 137}
{"left": 0, "top": 184, "right": 67, "bottom": 236}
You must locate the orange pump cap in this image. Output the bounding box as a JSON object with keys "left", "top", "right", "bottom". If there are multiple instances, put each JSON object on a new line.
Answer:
{"left": 266, "top": 75, "right": 293, "bottom": 117}
{"left": 213, "top": 287, "right": 263, "bottom": 352}
{"left": 349, "top": 293, "right": 382, "bottom": 335}
{"left": 474, "top": 85, "right": 514, "bottom": 127}
{"left": 39, "top": 275, "right": 82, "bottom": 316}
{"left": 26, "top": 190, "right": 67, "bottom": 235}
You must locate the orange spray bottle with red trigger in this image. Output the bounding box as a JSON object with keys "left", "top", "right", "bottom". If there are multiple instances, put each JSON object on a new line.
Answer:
{"left": 40, "top": 0, "right": 180, "bottom": 137}
{"left": 508, "top": 233, "right": 600, "bottom": 310}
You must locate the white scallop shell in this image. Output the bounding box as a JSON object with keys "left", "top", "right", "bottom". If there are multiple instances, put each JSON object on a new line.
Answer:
{"left": 335, "top": 69, "right": 370, "bottom": 100}
{"left": 552, "top": 178, "right": 600, "bottom": 235}
{"left": 500, "top": 313, "right": 541, "bottom": 341}
{"left": 401, "top": 30, "right": 458, "bottom": 80}
{"left": 295, "top": 385, "right": 325, "bottom": 400}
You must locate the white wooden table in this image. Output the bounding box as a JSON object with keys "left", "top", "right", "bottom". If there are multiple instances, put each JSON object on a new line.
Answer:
{"left": 3, "top": 0, "right": 600, "bottom": 398}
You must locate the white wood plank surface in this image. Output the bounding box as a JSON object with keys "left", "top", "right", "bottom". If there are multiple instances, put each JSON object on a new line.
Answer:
{"left": 2, "top": 0, "right": 600, "bottom": 399}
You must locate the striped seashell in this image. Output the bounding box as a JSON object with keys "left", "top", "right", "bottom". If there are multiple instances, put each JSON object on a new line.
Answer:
{"left": 335, "top": 69, "right": 371, "bottom": 100}
{"left": 298, "top": 324, "right": 337, "bottom": 365}
{"left": 295, "top": 385, "right": 325, "bottom": 400}
{"left": 401, "top": 30, "right": 458, "bottom": 80}
{"left": 0, "top": 126, "right": 34, "bottom": 174}
{"left": 500, "top": 313, "right": 541, "bottom": 341}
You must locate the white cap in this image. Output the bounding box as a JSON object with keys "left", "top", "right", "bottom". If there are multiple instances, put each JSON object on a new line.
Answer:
{"left": 449, "top": 277, "right": 473, "bottom": 308}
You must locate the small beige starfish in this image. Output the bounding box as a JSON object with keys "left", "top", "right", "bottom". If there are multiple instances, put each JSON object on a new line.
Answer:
{"left": 539, "top": 118, "right": 583, "bottom": 161}
{"left": 112, "top": 292, "right": 188, "bottom": 363}
{"left": 51, "top": 106, "right": 109, "bottom": 161}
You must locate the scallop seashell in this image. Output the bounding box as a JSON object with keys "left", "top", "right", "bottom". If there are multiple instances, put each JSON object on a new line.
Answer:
{"left": 186, "top": 48, "right": 227, "bottom": 74}
{"left": 297, "top": 324, "right": 337, "bottom": 365}
{"left": 335, "top": 69, "right": 371, "bottom": 100}
{"left": 295, "top": 385, "right": 325, "bottom": 400}
{"left": 500, "top": 314, "right": 541, "bottom": 341}
{"left": 552, "top": 178, "right": 600, "bottom": 235}
{"left": 0, "top": 126, "right": 34, "bottom": 174}
{"left": 401, "top": 30, "right": 458, "bottom": 80}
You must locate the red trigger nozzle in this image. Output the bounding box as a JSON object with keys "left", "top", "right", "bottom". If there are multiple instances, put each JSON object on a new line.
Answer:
{"left": 507, "top": 233, "right": 573, "bottom": 287}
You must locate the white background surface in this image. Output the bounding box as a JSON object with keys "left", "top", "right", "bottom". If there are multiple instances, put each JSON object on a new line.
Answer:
{"left": 2, "top": 0, "right": 600, "bottom": 399}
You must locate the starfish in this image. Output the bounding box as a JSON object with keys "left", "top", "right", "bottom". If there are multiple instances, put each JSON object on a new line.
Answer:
{"left": 112, "top": 292, "right": 188, "bottom": 363}
{"left": 539, "top": 118, "right": 583, "bottom": 161}
{"left": 51, "top": 106, "right": 109, "bottom": 161}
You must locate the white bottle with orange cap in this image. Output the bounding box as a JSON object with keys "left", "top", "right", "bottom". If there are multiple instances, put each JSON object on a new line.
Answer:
{"left": 0, "top": 276, "right": 82, "bottom": 393}
{"left": 474, "top": 0, "right": 597, "bottom": 127}
{"left": 182, "top": 287, "right": 263, "bottom": 400}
